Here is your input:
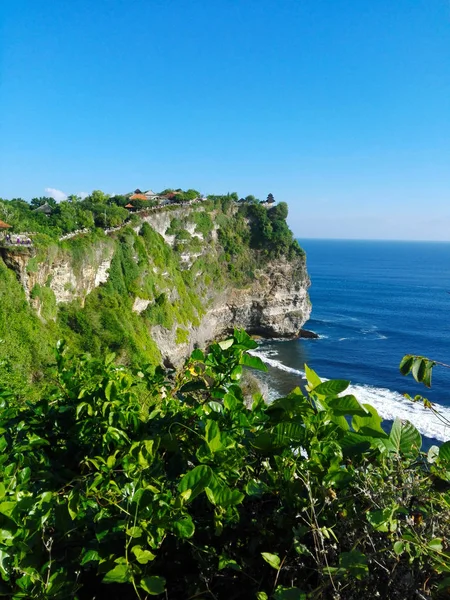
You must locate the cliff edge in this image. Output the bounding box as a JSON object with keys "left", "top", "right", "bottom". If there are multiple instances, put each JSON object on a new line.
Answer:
{"left": 0, "top": 199, "right": 311, "bottom": 385}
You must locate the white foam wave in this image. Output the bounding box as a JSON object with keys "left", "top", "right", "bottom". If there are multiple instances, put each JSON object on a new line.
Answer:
{"left": 250, "top": 351, "right": 304, "bottom": 376}
{"left": 250, "top": 349, "right": 450, "bottom": 442}
{"left": 347, "top": 383, "right": 450, "bottom": 442}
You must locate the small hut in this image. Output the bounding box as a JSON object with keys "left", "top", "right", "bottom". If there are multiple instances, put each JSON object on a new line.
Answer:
{"left": 125, "top": 203, "right": 136, "bottom": 212}
{"left": 33, "top": 202, "right": 53, "bottom": 217}
{"left": 0, "top": 220, "right": 11, "bottom": 241}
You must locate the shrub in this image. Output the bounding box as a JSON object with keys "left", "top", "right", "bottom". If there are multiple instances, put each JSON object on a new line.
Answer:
{"left": 0, "top": 331, "right": 449, "bottom": 599}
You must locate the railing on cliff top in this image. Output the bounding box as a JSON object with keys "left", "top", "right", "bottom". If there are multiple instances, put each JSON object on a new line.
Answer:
{"left": 0, "top": 197, "right": 209, "bottom": 248}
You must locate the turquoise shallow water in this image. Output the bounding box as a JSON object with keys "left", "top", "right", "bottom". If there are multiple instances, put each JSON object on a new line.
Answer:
{"left": 251, "top": 239, "right": 450, "bottom": 443}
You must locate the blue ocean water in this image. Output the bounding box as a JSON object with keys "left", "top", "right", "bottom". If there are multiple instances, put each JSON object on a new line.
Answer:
{"left": 252, "top": 239, "right": 450, "bottom": 443}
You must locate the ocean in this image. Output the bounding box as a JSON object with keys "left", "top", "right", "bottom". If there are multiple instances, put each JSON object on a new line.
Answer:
{"left": 251, "top": 239, "right": 450, "bottom": 445}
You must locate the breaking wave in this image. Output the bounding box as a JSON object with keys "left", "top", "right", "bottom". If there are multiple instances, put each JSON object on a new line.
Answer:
{"left": 250, "top": 349, "right": 450, "bottom": 443}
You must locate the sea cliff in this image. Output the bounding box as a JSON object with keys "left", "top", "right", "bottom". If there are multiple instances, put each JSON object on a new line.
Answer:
{"left": 0, "top": 199, "right": 310, "bottom": 389}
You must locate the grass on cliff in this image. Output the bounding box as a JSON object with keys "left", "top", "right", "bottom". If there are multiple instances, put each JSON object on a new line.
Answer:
{"left": 0, "top": 200, "right": 306, "bottom": 395}
{"left": 0, "top": 258, "right": 54, "bottom": 397}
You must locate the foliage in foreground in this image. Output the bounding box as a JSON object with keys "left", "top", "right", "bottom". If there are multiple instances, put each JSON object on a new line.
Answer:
{"left": 1, "top": 331, "right": 450, "bottom": 599}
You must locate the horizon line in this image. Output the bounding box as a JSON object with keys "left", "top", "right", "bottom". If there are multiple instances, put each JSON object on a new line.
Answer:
{"left": 296, "top": 236, "right": 450, "bottom": 243}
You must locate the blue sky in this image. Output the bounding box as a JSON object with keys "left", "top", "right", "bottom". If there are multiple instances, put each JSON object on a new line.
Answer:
{"left": 1, "top": 0, "right": 449, "bottom": 240}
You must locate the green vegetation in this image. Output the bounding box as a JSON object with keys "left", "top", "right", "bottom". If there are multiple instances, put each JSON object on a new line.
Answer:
{"left": 192, "top": 210, "right": 213, "bottom": 237}
{"left": 0, "top": 188, "right": 201, "bottom": 240}
{"left": 1, "top": 189, "right": 449, "bottom": 599}
{"left": 175, "top": 326, "right": 189, "bottom": 344}
{"left": 239, "top": 201, "right": 303, "bottom": 259}
{"left": 30, "top": 284, "right": 57, "bottom": 322}
{"left": 0, "top": 260, "right": 54, "bottom": 397}
{"left": 0, "top": 330, "right": 449, "bottom": 599}
{"left": 0, "top": 191, "right": 305, "bottom": 399}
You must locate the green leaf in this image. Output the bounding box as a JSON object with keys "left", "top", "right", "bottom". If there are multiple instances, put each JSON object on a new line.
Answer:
{"left": 208, "top": 401, "right": 224, "bottom": 413}
{"left": 27, "top": 434, "right": 50, "bottom": 447}
{"left": 218, "top": 338, "right": 234, "bottom": 350}
{"left": 18, "top": 467, "right": 31, "bottom": 485}
{"left": 367, "top": 507, "right": 398, "bottom": 533}
{"left": 245, "top": 480, "right": 268, "bottom": 497}
{"left": 393, "top": 541, "right": 404, "bottom": 555}
{"left": 131, "top": 545, "right": 156, "bottom": 564}
{"left": 0, "top": 502, "right": 15, "bottom": 520}
{"left": 103, "top": 564, "right": 131, "bottom": 584}
{"left": 126, "top": 526, "right": 142, "bottom": 538}
{"left": 261, "top": 552, "right": 281, "bottom": 570}
{"left": 218, "top": 556, "right": 241, "bottom": 571}
{"left": 329, "top": 413, "right": 349, "bottom": 430}
{"left": 338, "top": 550, "right": 368, "bottom": 580}
{"left": 427, "top": 445, "right": 440, "bottom": 464}
{"left": 140, "top": 576, "right": 166, "bottom": 595}
{"left": 251, "top": 431, "right": 275, "bottom": 452}
{"left": 340, "top": 432, "right": 372, "bottom": 456}
{"left": 233, "top": 328, "right": 258, "bottom": 349}
{"left": 173, "top": 515, "right": 195, "bottom": 538}
{"left": 399, "top": 355, "right": 414, "bottom": 375}
{"left": 304, "top": 364, "right": 322, "bottom": 390}
{"left": 411, "top": 357, "right": 434, "bottom": 387}
{"left": 328, "top": 394, "right": 367, "bottom": 416}
{"left": 230, "top": 365, "right": 243, "bottom": 380}
{"left": 256, "top": 593, "right": 269, "bottom": 600}
{"left": 68, "top": 490, "right": 79, "bottom": 520}
{"left": 428, "top": 538, "right": 443, "bottom": 553}
{"left": 0, "top": 550, "right": 10, "bottom": 578}
{"left": 205, "top": 420, "right": 222, "bottom": 453}
{"left": 80, "top": 550, "right": 100, "bottom": 565}
{"left": 105, "top": 380, "right": 117, "bottom": 402}
{"left": 271, "top": 422, "right": 305, "bottom": 446}
{"left": 206, "top": 485, "right": 244, "bottom": 508}
{"left": 240, "top": 353, "right": 268, "bottom": 372}
{"left": 105, "top": 352, "right": 115, "bottom": 365}
{"left": 224, "top": 392, "right": 239, "bottom": 411}
{"left": 439, "top": 441, "right": 450, "bottom": 463}
{"left": 178, "top": 465, "right": 213, "bottom": 501}
{"left": 352, "top": 404, "right": 386, "bottom": 437}
{"left": 313, "top": 379, "right": 349, "bottom": 396}
{"left": 389, "top": 418, "right": 422, "bottom": 456}
{"left": 190, "top": 348, "right": 204, "bottom": 361}
{"left": 179, "top": 380, "right": 206, "bottom": 393}
{"left": 274, "top": 587, "right": 307, "bottom": 600}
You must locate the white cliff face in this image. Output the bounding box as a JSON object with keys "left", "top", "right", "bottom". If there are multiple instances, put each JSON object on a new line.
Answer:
{"left": 133, "top": 297, "right": 151, "bottom": 313}
{"left": 1, "top": 242, "right": 114, "bottom": 309}
{"left": 150, "top": 256, "right": 311, "bottom": 367}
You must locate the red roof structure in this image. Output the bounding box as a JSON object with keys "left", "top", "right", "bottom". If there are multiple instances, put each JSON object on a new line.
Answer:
{"left": 130, "top": 193, "right": 148, "bottom": 201}
{"left": 0, "top": 220, "right": 11, "bottom": 229}
{"left": 125, "top": 203, "right": 135, "bottom": 209}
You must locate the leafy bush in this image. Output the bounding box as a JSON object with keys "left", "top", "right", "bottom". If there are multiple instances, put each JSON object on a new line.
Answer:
{"left": 192, "top": 211, "right": 213, "bottom": 237}
{"left": 175, "top": 326, "right": 189, "bottom": 344}
{"left": 0, "top": 331, "right": 449, "bottom": 599}
{"left": 165, "top": 218, "right": 183, "bottom": 236}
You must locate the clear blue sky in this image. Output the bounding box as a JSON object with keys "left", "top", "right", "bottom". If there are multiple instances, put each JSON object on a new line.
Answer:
{"left": 1, "top": 0, "right": 449, "bottom": 240}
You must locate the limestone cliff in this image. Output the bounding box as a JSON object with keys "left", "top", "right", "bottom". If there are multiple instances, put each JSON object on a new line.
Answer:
{"left": 0, "top": 202, "right": 311, "bottom": 368}
{"left": 150, "top": 255, "right": 310, "bottom": 367}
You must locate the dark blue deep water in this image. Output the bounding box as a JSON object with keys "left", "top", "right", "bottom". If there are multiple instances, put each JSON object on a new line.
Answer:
{"left": 252, "top": 240, "right": 450, "bottom": 443}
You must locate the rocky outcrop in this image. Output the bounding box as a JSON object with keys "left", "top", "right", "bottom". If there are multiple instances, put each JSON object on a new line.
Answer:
{"left": 300, "top": 329, "right": 319, "bottom": 339}
{"left": 150, "top": 255, "right": 311, "bottom": 367}
{"left": 0, "top": 241, "right": 114, "bottom": 308}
